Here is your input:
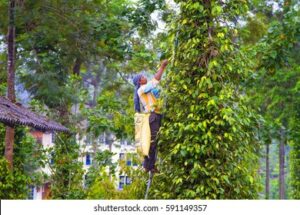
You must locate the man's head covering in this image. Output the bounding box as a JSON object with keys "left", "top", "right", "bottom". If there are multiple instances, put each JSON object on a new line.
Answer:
{"left": 133, "top": 74, "right": 143, "bottom": 87}
{"left": 133, "top": 73, "right": 143, "bottom": 112}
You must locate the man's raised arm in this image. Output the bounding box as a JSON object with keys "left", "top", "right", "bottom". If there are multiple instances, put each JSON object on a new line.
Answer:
{"left": 154, "top": 59, "right": 169, "bottom": 81}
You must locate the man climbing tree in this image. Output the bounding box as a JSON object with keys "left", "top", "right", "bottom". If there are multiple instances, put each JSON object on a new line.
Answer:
{"left": 133, "top": 59, "right": 169, "bottom": 173}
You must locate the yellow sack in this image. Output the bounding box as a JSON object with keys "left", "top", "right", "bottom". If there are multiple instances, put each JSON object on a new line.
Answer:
{"left": 134, "top": 112, "right": 151, "bottom": 157}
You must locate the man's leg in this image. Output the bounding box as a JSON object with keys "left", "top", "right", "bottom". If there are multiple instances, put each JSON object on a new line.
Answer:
{"left": 148, "top": 113, "right": 162, "bottom": 171}
{"left": 143, "top": 156, "right": 149, "bottom": 170}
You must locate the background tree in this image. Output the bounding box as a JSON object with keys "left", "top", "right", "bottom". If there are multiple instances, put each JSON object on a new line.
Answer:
{"left": 245, "top": 0, "right": 300, "bottom": 199}
{"left": 4, "top": 0, "right": 17, "bottom": 170}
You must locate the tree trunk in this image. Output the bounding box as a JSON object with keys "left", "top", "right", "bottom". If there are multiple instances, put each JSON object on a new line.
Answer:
{"left": 5, "top": 126, "right": 15, "bottom": 169}
{"left": 265, "top": 142, "right": 270, "bottom": 199}
{"left": 5, "top": 0, "right": 16, "bottom": 170}
{"left": 279, "top": 127, "right": 285, "bottom": 199}
{"left": 7, "top": 0, "right": 16, "bottom": 102}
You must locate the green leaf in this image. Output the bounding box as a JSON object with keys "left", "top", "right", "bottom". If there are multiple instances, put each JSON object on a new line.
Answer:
{"left": 212, "top": 5, "right": 222, "bottom": 16}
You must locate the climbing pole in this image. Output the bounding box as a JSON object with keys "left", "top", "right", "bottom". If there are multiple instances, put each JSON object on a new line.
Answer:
{"left": 144, "top": 28, "right": 179, "bottom": 200}
{"left": 144, "top": 144, "right": 159, "bottom": 200}
{"left": 144, "top": 171, "right": 154, "bottom": 199}
{"left": 171, "top": 29, "right": 179, "bottom": 67}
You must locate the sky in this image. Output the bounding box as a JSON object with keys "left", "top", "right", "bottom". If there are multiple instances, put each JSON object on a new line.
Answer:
{"left": 151, "top": 0, "right": 179, "bottom": 35}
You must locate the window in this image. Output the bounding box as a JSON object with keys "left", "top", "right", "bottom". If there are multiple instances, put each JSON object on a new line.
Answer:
{"left": 126, "top": 140, "right": 133, "bottom": 145}
{"left": 120, "top": 139, "right": 126, "bottom": 145}
{"left": 120, "top": 139, "right": 132, "bottom": 146}
{"left": 104, "top": 134, "right": 111, "bottom": 145}
{"left": 85, "top": 134, "right": 92, "bottom": 145}
{"left": 132, "top": 158, "right": 138, "bottom": 166}
{"left": 119, "top": 176, "right": 125, "bottom": 189}
{"left": 28, "top": 186, "right": 34, "bottom": 199}
{"left": 126, "top": 176, "right": 131, "bottom": 185}
{"left": 126, "top": 160, "right": 132, "bottom": 166}
{"left": 36, "top": 136, "right": 43, "bottom": 144}
{"left": 86, "top": 154, "right": 91, "bottom": 165}
{"left": 98, "top": 133, "right": 105, "bottom": 144}
{"left": 51, "top": 132, "right": 56, "bottom": 143}
{"left": 119, "top": 153, "right": 125, "bottom": 160}
{"left": 50, "top": 152, "right": 54, "bottom": 165}
{"left": 126, "top": 154, "right": 136, "bottom": 166}
{"left": 84, "top": 174, "right": 89, "bottom": 187}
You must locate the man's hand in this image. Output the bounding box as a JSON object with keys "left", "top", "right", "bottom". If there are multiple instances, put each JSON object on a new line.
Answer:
{"left": 161, "top": 59, "right": 169, "bottom": 67}
{"left": 155, "top": 59, "right": 169, "bottom": 81}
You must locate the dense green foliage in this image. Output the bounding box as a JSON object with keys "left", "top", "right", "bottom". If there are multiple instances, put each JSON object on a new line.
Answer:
{"left": 50, "top": 133, "right": 86, "bottom": 199}
{"left": 85, "top": 151, "right": 146, "bottom": 199}
{"left": 0, "top": 158, "right": 30, "bottom": 199}
{"left": 0, "top": 125, "right": 45, "bottom": 199}
{"left": 151, "top": 0, "right": 261, "bottom": 199}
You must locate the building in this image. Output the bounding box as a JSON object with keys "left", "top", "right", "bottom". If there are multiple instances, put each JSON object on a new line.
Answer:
{"left": 28, "top": 131, "right": 55, "bottom": 199}
{"left": 78, "top": 132, "right": 137, "bottom": 190}
{"left": 27, "top": 130, "right": 138, "bottom": 199}
{"left": 0, "top": 96, "right": 69, "bottom": 200}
